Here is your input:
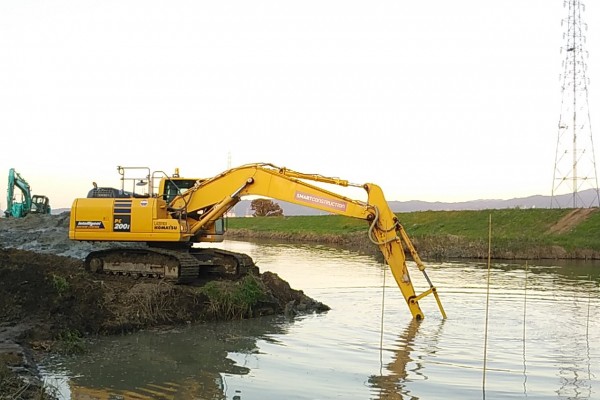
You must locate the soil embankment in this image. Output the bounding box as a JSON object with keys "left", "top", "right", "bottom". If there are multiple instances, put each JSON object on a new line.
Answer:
{"left": 225, "top": 228, "right": 572, "bottom": 261}
{"left": 0, "top": 213, "right": 329, "bottom": 398}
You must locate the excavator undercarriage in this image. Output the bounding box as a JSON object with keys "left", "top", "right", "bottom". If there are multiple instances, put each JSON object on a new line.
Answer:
{"left": 84, "top": 246, "right": 257, "bottom": 283}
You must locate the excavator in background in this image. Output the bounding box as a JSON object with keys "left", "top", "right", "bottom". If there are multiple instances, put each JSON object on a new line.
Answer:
{"left": 69, "top": 163, "right": 445, "bottom": 320}
{"left": 4, "top": 168, "right": 51, "bottom": 218}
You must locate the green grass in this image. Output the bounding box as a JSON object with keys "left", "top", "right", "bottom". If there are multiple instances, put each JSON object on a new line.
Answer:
{"left": 55, "top": 329, "right": 85, "bottom": 355}
{"left": 227, "top": 208, "right": 600, "bottom": 252}
{"left": 50, "top": 273, "right": 69, "bottom": 296}
{"left": 397, "top": 209, "right": 567, "bottom": 240}
{"left": 199, "top": 274, "right": 267, "bottom": 319}
{"left": 227, "top": 215, "right": 368, "bottom": 235}
{"left": 558, "top": 212, "right": 600, "bottom": 250}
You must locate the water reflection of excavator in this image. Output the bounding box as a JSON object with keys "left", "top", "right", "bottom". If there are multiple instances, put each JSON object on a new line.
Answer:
{"left": 69, "top": 163, "right": 445, "bottom": 320}
{"left": 369, "top": 319, "right": 446, "bottom": 399}
{"left": 4, "top": 168, "right": 51, "bottom": 218}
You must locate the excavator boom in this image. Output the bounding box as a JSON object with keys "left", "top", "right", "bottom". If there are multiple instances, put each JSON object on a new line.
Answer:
{"left": 69, "top": 163, "right": 445, "bottom": 320}
{"left": 173, "top": 163, "right": 445, "bottom": 320}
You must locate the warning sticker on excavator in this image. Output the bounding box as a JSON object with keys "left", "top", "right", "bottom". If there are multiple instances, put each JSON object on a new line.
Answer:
{"left": 294, "top": 191, "right": 347, "bottom": 212}
{"left": 75, "top": 221, "right": 105, "bottom": 229}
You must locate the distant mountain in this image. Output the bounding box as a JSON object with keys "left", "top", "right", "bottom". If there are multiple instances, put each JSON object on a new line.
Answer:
{"left": 391, "top": 189, "right": 599, "bottom": 212}
{"left": 230, "top": 189, "right": 599, "bottom": 216}
{"left": 52, "top": 208, "right": 71, "bottom": 215}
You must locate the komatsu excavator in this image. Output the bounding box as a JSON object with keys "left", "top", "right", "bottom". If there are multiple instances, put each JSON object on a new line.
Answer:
{"left": 69, "top": 163, "right": 445, "bottom": 320}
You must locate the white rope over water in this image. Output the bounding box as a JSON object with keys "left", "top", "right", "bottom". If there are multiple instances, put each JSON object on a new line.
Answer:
{"left": 379, "top": 264, "right": 387, "bottom": 375}
{"left": 586, "top": 275, "right": 592, "bottom": 384}
{"left": 522, "top": 261, "right": 528, "bottom": 396}
{"left": 482, "top": 214, "right": 492, "bottom": 398}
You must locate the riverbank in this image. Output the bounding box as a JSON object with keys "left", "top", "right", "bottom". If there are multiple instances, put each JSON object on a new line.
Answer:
{"left": 226, "top": 208, "right": 600, "bottom": 260}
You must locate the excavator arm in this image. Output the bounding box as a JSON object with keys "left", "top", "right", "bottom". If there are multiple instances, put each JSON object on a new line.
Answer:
{"left": 170, "top": 163, "right": 446, "bottom": 320}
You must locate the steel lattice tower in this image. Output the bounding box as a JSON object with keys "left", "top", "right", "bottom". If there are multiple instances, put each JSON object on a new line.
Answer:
{"left": 551, "top": 0, "right": 600, "bottom": 208}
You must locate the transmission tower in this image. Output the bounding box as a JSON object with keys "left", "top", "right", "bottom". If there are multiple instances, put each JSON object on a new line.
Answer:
{"left": 551, "top": 0, "right": 600, "bottom": 208}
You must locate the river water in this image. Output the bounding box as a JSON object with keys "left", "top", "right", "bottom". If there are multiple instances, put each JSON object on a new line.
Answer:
{"left": 40, "top": 240, "right": 600, "bottom": 399}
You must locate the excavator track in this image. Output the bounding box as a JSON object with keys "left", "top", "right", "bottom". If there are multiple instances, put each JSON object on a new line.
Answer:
{"left": 189, "top": 247, "right": 257, "bottom": 277}
{"left": 84, "top": 246, "right": 257, "bottom": 283}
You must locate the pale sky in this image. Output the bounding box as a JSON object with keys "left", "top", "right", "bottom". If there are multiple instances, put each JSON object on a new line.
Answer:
{"left": 1, "top": 1, "right": 598, "bottom": 210}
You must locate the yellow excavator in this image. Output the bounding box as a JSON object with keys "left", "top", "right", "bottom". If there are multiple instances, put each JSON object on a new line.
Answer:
{"left": 69, "top": 163, "right": 445, "bottom": 320}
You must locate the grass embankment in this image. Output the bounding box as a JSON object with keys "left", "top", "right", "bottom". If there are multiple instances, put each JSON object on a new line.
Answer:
{"left": 226, "top": 208, "right": 600, "bottom": 260}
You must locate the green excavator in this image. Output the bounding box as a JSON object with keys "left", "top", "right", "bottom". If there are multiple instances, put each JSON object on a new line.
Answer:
{"left": 4, "top": 168, "right": 51, "bottom": 218}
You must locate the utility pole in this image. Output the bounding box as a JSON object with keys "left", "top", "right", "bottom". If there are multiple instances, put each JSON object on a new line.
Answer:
{"left": 551, "top": 0, "right": 600, "bottom": 208}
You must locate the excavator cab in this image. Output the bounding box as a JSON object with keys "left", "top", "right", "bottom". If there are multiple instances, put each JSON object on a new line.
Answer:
{"left": 30, "top": 195, "right": 51, "bottom": 214}
{"left": 162, "top": 179, "right": 198, "bottom": 203}
{"left": 160, "top": 177, "right": 226, "bottom": 240}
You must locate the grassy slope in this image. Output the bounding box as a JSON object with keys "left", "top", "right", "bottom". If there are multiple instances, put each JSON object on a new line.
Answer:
{"left": 227, "top": 208, "right": 600, "bottom": 253}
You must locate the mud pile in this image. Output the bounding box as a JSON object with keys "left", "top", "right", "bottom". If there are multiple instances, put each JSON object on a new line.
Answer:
{"left": 0, "top": 213, "right": 330, "bottom": 332}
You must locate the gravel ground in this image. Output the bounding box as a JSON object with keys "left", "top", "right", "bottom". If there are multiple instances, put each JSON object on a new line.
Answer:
{"left": 0, "top": 212, "right": 136, "bottom": 259}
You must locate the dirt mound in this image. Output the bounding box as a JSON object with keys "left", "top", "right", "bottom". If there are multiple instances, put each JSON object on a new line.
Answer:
{"left": 546, "top": 208, "right": 597, "bottom": 234}
{"left": 0, "top": 248, "right": 328, "bottom": 338}
{"left": 0, "top": 214, "right": 329, "bottom": 333}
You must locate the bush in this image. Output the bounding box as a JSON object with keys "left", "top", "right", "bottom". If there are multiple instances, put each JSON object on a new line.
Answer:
{"left": 199, "top": 275, "right": 267, "bottom": 319}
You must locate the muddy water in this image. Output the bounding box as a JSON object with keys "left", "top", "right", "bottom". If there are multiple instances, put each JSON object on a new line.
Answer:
{"left": 40, "top": 240, "right": 600, "bottom": 399}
